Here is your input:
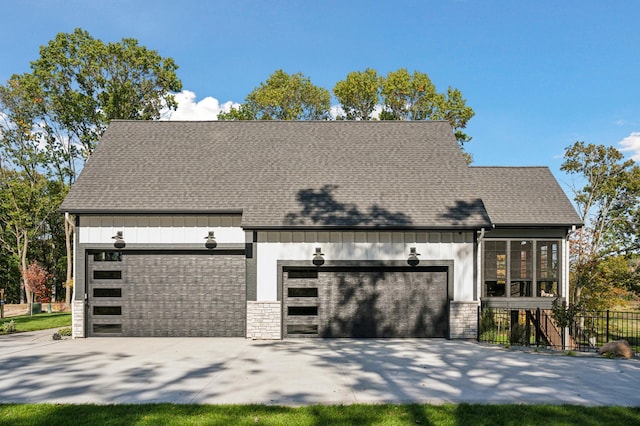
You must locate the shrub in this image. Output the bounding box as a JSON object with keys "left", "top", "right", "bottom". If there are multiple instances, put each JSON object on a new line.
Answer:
{"left": 58, "top": 327, "right": 72, "bottom": 336}
{"left": 2, "top": 320, "right": 16, "bottom": 334}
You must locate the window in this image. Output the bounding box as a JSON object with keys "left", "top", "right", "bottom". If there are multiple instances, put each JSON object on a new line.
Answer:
{"left": 510, "top": 241, "right": 532, "bottom": 297}
{"left": 93, "top": 288, "right": 122, "bottom": 298}
{"left": 93, "top": 306, "right": 122, "bottom": 315}
{"left": 537, "top": 241, "right": 559, "bottom": 297}
{"left": 93, "top": 252, "right": 122, "bottom": 262}
{"left": 287, "top": 287, "right": 318, "bottom": 297}
{"left": 287, "top": 270, "right": 318, "bottom": 279}
{"left": 287, "top": 324, "right": 318, "bottom": 334}
{"left": 483, "top": 239, "right": 561, "bottom": 299}
{"left": 483, "top": 241, "right": 506, "bottom": 296}
{"left": 93, "top": 270, "right": 122, "bottom": 280}
{"left": 92, "top": 324, "right": 122, "bottom": 334}
{"left": 288, "top": 306, "right": 318, "bottom": 316}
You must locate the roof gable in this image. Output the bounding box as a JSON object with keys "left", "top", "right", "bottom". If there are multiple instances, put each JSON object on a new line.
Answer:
{"left": 61, "top": 121, "right": 578, "bottom": 229}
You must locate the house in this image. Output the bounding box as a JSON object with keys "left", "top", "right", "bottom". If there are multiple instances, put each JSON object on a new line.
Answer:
{"left": 60, "top": 120, "right": 582, "bottom": 338}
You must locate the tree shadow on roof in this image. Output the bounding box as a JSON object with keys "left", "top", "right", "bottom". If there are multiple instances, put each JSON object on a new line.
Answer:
{"left": 285, "top": 184, "right": 412, "bottom": 227}
{"left": 439, "top": 198, "right": 491, "bottom": 227}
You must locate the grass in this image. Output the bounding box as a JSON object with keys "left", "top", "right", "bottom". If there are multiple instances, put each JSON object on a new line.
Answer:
{"left": 0, "top": 312, "right": 71, "bottom": 334}
{"left": 0, "top": 403, "right": 639, "bottom": 425}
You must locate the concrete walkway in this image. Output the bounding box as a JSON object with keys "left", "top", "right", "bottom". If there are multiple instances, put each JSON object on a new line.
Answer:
{"left": 1, "top": 330, "right": 639, "bottom": 406}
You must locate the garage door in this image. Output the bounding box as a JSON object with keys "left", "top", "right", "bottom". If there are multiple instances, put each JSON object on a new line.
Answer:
{"left": 87, "top": 250, "right": 246, "bottom": 337}
{"left": 283, "top": 266, "right": 448, "bottom": 338}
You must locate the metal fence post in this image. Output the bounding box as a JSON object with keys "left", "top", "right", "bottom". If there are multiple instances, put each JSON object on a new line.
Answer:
{"left": 606, "top": 310, "right": 610, "bottom": 343}
{"left": 477, "top": 305, "right": 481, "bottom": 342}
{"left": 535, "top": 307, "right": 541, "bottom": 348}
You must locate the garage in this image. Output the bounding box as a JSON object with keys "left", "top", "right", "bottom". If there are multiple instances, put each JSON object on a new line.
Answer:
{"left": 87, "top": 250, "right": 246, "bottom": 337}
{"left": 283, "top": 266, "right": 449, "bottom": 338}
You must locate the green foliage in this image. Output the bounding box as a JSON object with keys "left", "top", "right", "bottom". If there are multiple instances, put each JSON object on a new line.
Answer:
{"left": 562, "top": 141, "right": 640, "bottom": 306}
{"left": 1, "top": 319, "right": 16, "bottom": 334}
{"left": 220, "top": 69, "right": 330, "bottom": 121}
{"left": 333, "top": 68, "right": 381, "bottom": 120}
{"left": 31, "top": 28, "right": 182, "bottom": 158}
{"left": 58, "top": 326, "right": 72, "bottom": 336}
{"left": 509, "top": 322, "right": 529, "bottom": 345}
{"left": 0, "top": 28, "right": 182, "bottom": 303}
{"left": 551, "top": 298, "right": 579, "bottom": 329}
{"left": 0, "top": 404, "right": 638, "bottom": 426}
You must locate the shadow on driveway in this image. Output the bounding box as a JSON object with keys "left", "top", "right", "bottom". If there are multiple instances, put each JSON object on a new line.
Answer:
{"left": 0, "top": 334, "right": 638, "bottom": 405}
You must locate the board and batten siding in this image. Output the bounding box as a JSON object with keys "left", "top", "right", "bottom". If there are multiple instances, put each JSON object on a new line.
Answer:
{"left": 77, "top": 215, "right": 245, "bottom": 245}
{"left": 255, "top": 231, "right": 475, "bottom": 302}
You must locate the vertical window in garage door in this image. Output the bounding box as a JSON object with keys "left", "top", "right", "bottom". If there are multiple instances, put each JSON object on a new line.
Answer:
{"left": 89, "top": 251, "right": 123, "bottom": 335}
{"left": 285, "top": 269, "right": 320, "bottom": 336}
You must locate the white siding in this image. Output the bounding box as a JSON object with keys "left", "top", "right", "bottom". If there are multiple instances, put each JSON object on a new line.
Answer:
{"left": 256, "top": 231, "right": 475, "bottom": 302}
{"left": 78, "top": 215, "right": 244, "bottom": 245}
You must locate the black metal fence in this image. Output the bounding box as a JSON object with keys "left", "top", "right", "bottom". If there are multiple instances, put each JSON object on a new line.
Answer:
{"left": 478, "top": 307, "right": 640, "bottom": 354}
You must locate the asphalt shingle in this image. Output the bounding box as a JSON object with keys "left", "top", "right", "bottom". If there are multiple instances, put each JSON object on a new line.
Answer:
{"left": 60, "top": 120, "right": 579, "bottom": 229}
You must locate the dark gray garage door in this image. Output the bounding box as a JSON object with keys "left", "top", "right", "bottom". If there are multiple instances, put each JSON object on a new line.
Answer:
{"left": 283, "top": 266, "right": 448, "bottom": 338}
{"left": 87, "top": 250, "right": 245, "bottom": 337}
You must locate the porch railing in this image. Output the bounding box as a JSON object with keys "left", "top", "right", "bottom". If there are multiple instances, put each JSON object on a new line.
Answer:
{"left": 478, "top": 307, "right": 639, "bottom": 354}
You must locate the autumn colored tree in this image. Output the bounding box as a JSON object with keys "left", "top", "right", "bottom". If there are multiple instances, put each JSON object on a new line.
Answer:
{"left": 0, "top": 28, "right": 182, "bottom": 306}
{"left": 562, "top": 141, "right": 640, "bottom": 309}
{"left": 22, "top": 261, "right": 53, "bottom": 304}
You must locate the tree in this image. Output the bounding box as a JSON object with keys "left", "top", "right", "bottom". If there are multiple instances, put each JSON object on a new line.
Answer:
{"left": 561, "top": 141, "right": 640, "bottom": 309}
{"left": 332, "top": 68, "right": 475, "bottom": 160}
{"left": 22, "top": 260, "right": 53, "bottom": 304}
{"left": 31, "top": 28, "right": 182, "bottom": 158}
{"left": 219, "top": 69, "right": 330, "bottom": 120}
{"left": 0, "top": 169, "right": 60, "bottom": 303}
{"left": 380, "top": 69, "right": 475, "bottom": 149}
{"left": 3, "top": 28, "right": 183, "bottom": 307}
{"left": 333, "top": 68, "right": 380, "bottom": 120}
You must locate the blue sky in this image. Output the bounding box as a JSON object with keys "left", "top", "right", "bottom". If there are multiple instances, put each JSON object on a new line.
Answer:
{"left": 1, "top": 0, "right": 639, "bottom": 192}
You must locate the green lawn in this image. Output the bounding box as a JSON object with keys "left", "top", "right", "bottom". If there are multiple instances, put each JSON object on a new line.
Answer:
{"left": 0, "top": 404, "right": 638, "bottom": 425}
{"left": 0, "top": 312, "right": 71, "bottom": 334}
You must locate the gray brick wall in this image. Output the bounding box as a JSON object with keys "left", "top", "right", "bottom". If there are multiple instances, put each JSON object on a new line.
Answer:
{"left": 246, "top": 301, "right": 282, "bottom": 339}
{"left": 284, "top": 268, "right": 448, "bottom": 338}
{"left": 449, "top": 301, "right": 479, "bottom": 339}
{"left": 88, "top": 252, "right": 246, "bottom": 337}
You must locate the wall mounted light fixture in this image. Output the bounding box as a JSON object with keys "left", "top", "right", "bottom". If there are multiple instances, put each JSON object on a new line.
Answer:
{"left": 112, "top": 231, "right": 125, "bottom": 249}
{"left": 205, "top": 231, "right": 217, "bottom": 249}
{"left": 312, "top": 247, "right": 324, "bottom": 266}
{"left": 407, "top": 247, "right": 420, "bottom": 266}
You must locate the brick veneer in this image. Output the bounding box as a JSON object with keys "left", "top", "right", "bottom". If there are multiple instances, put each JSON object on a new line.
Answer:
{"left": 72, "top": 300, "right": 85, "bottom": 338}
{"left": 449, "top": 301, "right": 479, "bottom": 339}
{"left": 247, "top": 301, "right": 282, "bottom": 339}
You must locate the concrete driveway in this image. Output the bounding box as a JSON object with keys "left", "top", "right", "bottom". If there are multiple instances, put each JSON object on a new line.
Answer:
{"left": 1, "top": 330, "right": 639, "bottom": 406}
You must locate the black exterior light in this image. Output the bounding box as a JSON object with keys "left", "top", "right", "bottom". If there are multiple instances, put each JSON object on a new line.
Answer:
{"left": 407, "top": 247, "right": 420, "bottom": 266}
{"left": 112, "top": 231, "right": 125, "bottom": 249}
{"left": 205, "top": 231, "right": 217, "bottom": 249}
{"left": 312, "top": 247, "right": 324, "bottom": 266}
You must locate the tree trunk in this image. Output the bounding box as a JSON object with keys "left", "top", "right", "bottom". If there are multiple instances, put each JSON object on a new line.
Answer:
{"left": 64, "top": 216, "right": 73, "bottom": 308}
{"left": 19, "top": 233, "right": 28, "bottom": 304}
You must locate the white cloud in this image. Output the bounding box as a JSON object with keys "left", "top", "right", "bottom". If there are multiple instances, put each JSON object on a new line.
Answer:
{"left": 162, "top": 90, "right": 239, "bottom": 121}
{"left": 618, "top": 132, "right": 640, "bottom": 161}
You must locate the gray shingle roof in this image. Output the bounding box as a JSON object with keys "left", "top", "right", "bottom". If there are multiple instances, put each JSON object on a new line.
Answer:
{"left": 61, "top": 120, "right": 579, "bottom": 229}
{"left": 471, "top": 166, "right": 582, "bottom": 226}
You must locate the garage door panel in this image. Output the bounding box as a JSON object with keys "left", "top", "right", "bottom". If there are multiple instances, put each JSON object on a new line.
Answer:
{"left": 284, "top": 267, "right": 448, "bottom": 338}
{"left": 88, "top": 251, "right": 245, "bottom": 337}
